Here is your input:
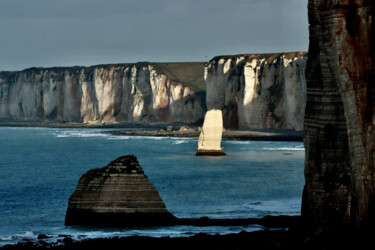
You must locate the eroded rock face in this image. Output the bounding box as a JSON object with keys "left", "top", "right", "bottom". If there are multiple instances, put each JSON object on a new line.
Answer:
{"left": 0, "top": 63, "right": 205, "bottom": 125}
{"left": 205, "top": 52, "right": 307, "bottom": 130}
{"left": 302, "top": 0, "right": 375, "bottom": 234}
{"left": 65, "top": 155, "right": 177, "bottom": 226}
{"left": 196, "top": 109, "right": 225, "bottom": 156}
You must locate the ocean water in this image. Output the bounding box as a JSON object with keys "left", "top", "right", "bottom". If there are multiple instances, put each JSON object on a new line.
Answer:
{"left": 0, "top": 127, "right": 305, "bottom": 246}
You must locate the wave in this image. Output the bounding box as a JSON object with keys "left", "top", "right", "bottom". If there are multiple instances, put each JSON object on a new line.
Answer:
{"left": 224, "top": 141, "right": 305, "bottom": 151}
{"left": 0, "top": 225, "right": 263, "bottom": 247}
{"left": 106, "top": 136, "right": 132, "bottom": 140}
{"left": 0, "top": 236, "right": 14, "bottom": 241}
{"left": 170, "top": 138, "right": 194, "bottom": 144}
{"left": 0, "top": 231, "right": 37, "bottom": 247}
{"left": 224, "top": 140, "right": 254, "bottom": 145}
{"left": 245, "top": 200, "right": 301, "bottom": 214}
{"left": 53, "top": 130, "right": 182, "bottom": 141}
{"left": 54, "top": 131, "right": 109, "bottom": 138}
{"left": 261, "top": 146, "right": 305, "bottom": 151}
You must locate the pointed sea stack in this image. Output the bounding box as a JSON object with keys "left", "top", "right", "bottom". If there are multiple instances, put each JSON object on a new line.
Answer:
{"left": 196, "top": 109, "right": 226, "bottom": 156}
{"left": 65, "top": 155, "right": 177, "bottom": 226}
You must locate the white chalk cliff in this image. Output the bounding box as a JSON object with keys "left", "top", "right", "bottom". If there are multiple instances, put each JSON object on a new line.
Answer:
{"left": 205, "top": 52, "right": 307, "bottom": 131}
{"left": 0, "top": 54, "right": 307, "bottom": 130}
{"left": 0, "top": 63, "right": 205, "bottom": 125}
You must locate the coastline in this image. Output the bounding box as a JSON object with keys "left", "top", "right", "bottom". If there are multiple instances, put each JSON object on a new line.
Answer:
{"left": 0, "top": 122, "right": 303, "bottom": 141}
{"left": 110, "top": 129, "right": 302, "bottom": 141}
{"left": 0, "top": 216, "right": 303, "bottom": 249}
{"left": 0, "top": 230, "right": 303, "bottom": 250}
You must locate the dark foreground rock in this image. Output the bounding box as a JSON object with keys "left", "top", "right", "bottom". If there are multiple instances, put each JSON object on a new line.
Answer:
{"left": 1, "top": 216, "right": 303, "bottom": 249}
{"left": 302, "top": 0, "right": 375, "bottom": 236}
{"left": 65, "top": 155, "right": 177, "bottom": 226}
{"left": 1, "top": 230, "right": 300, "bottom": 250}
{"left": 3, "top": 227, "right": 375, "bottom": 250}
{"left": 3, "top": 215, "right": 375, "bottom": 249}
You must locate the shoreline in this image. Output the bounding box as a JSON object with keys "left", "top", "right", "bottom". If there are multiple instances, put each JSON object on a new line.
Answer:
{"left": 0, "top": 216, "right": 303, "bottom": 249}
{"left": 0, "top": 122, "right": 303, "bottom": 141}
{"left": 110, "top": 129, "right": 303, "bottom": 141}
{"left": 0, "top": 230, "right": 303, "bottom": 250}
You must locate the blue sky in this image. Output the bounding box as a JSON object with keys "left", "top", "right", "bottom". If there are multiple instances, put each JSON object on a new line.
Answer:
{"left": 0, "top": 0, "right": 308, "bottom": 71}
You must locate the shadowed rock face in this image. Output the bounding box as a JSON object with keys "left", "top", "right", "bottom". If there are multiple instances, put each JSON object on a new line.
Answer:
{"left": 196, "top": 109, "right": 225, "bottom": 156}
{"left": 302, "top": 0, "right": 375, "bottom": 234}
{"left": 65, "top": 155, "right": 177, "bottom": 226}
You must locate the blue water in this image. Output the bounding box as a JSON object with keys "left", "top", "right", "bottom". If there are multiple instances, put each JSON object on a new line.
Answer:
{"left": 0, "top": 127, "right": 305, "bottom": 246}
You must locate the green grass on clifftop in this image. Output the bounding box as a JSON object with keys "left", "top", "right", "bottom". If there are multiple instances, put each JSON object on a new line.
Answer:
{"left": 210, "top": 51, "right": 308, "bottom": 65}
{"left": 152, "top": 62, "right": 206, "bottom": 92}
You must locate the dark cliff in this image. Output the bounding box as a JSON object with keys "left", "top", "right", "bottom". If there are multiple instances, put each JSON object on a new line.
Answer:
{"left": 302, "top": 0, "right": 375, "bottom": 235}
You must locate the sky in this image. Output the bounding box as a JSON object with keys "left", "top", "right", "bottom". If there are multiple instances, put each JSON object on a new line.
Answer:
{"left": 0, "top": 0, "right": 309, "bottom": 71}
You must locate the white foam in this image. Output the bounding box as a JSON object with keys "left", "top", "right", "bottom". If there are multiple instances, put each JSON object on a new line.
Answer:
{"left": 54, "top": 131, "right": 109, "bottom": 138}
{"left": 224, "top": 140, "right": 253, "bottom": 145}
{"left": 106, "top": 136, "right": 132, "bottom": 140}
{"left": 130, "top": 136, "right": 165, "bottom": 140}
{"left": 23, "top": 231, "right": 35, "bottom": 237}
{"left": 245, "top": 200, "right": 301, "bottom": 214}
{"left": 0, "top": 231, "right": 37, "bottom": 247}
{"left": 261, "top": 146, "right": 305, "bottom": 151}
{"left": 0, "top": 236, "right": 14, "bottom": 241}
{"left": 171, "top": 139, "right": 190, "bottom": 144}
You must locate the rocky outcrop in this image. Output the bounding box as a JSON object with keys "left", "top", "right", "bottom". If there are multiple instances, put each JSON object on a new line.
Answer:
{"left": 205, "top": 52, "right": 307, "bottom": 130}
{"left": 65, "top": 155, "right": 177, "bottom": 226}
{"left": 196, "top": 109, "right": 225, "bottom": 156}
{"left": 0, "top": 63, "right": 205, "bottom": 125}
{"left": 302, "top": 0, "right": 375, "bottom": 235}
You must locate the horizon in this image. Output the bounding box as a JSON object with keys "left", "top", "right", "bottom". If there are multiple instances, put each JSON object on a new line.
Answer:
{"left": 0, "top": 0, "right": 308, "bottom": 72}
{"left": 0, "top": 50, "right": 308, "bottom": 73}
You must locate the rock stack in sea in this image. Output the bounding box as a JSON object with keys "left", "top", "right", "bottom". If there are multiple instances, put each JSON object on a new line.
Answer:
{"left": 196, "top": 109, "right": 225, "bottom": 156}
{"left": 65, "top": 155, "right": 177, "bottom": 226}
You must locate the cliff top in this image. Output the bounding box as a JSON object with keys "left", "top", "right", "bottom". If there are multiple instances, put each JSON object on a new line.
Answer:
{"left": 151, "top": 62, "right": 206, "bottom": 92}
{"left": 210, "top": 51, "right": 307, "bottom": 64}
{"left": 88, "top": 155, "right": 145, "bottom": 175}
{"left": 0, "top": 61, "right": 206, "bottom": 92}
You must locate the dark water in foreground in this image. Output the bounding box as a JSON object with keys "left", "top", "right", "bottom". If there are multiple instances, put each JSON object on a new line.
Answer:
{"left": 0, "top": 127, "right": 305, "bottom": 246}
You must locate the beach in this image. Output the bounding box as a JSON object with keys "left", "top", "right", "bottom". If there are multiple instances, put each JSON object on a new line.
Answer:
{"left": 0, "top": 121, "right": 303, "bottom": 141}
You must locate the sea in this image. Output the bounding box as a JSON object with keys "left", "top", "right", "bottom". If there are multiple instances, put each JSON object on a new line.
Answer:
{"left": 0, "top": 127, "right": 305, "bottom": 246}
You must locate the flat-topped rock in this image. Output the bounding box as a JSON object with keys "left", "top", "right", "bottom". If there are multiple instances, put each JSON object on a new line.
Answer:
{"left": 65, "top": 155, "right": 177, "bottom": 226}
{"left": 196, "top": 109, "right": 225, "bottom": 156}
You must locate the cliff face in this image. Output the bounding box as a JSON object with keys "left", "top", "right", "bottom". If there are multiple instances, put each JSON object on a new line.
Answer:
{"left": 302, "top": 0, "right": 375, "bottom": 234}
{"left": 204, "top": 52, "right": 307, "bottom": 131}
{"left": 0, "top": 63, "right": 205, "bottom": 124}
